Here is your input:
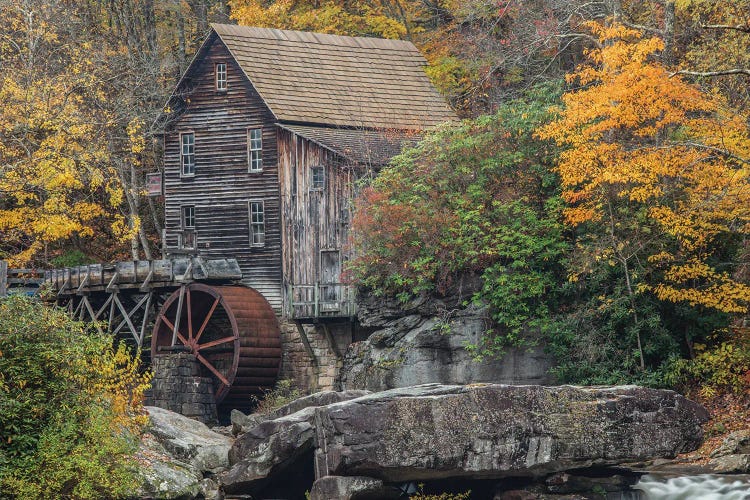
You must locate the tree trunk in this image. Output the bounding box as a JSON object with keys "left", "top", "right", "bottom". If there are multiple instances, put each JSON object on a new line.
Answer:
{"left": 662, "top": 0, "right": 676, "bottom": 66}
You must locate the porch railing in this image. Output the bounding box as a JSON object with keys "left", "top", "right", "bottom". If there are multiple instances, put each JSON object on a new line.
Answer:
{"left": 285, "top": 283, "right": 357, "bottom": 320}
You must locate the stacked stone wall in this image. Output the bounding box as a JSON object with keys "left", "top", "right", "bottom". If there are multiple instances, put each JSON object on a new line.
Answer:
{"left": 146, "top": 352, "right": 218, "bottom": 425}
{"left": 277, "top": 321, "right": 351, "bottom": 392}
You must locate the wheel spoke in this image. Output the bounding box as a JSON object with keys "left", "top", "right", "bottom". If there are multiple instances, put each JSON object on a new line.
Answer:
{"left": 159, "top": 314, "right": 189, "bottom": 346}
{"left": 194, "top": 297, "right": 220, "bottom": 344}
{"left": 197, "top": 335, "right": 237, "bottom": 350}
{"left": 195, "top": 352, "right": 230, "bottom": 386}
{"left": 186, "top": 288, "right": 193, "bottom": 340}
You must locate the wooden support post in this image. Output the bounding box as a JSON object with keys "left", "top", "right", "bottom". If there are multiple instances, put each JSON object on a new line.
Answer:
{"left": 113, "top": 293, "right": 140, "bottom": 343}
{"left": 320, "top": 322, "right": 342, "bottom": 360}
{"left": 77, "top": 268, "right": 90, "bottom": 293}
{"left": 295, "top": 320, "right": 318, "bottom": 367}
{"left": 94, "top": 294, "right": 114, "bottom": 320}
{"left": 171, "top": 284, "right": 186, "bottom": 346}
{"left": 138, "top": 292, "right": 153, "bottom": 348}
{"left": 81, "top": 296, "right": 104, "bottom": 335}
{"left": 314, "top": 282, "right": 319, "bottom": 318}
{"left": 106, "top": 271, "right": 119, "bottom": 292}
{"left": 112, "top": 293, "right": 151, "bottom": 338}
{"left": 0, "top": 261, "right": 7, "bottom": 298}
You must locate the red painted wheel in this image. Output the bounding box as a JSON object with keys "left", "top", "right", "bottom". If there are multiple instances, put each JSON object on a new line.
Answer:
{"left": 151, "top": 284, "right": 281, "bottom": 407}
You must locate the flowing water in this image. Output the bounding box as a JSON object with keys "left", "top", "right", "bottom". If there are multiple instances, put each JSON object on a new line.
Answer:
{"left": 631, "top": 474, "right": 750, "bottom": 499}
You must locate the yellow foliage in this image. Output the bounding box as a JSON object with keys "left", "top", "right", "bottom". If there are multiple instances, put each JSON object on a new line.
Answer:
{"left": 0, "top": 2, "right": 124, "bottom": 266}
{"left": 228, "top": 0, "right": 408, "bottom": 39}
{"left": 538, "top": 22, "right": 750, "bottom": 314}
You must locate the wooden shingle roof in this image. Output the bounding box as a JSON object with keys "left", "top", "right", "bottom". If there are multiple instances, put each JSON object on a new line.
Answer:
{"left": 277, "top": 124, "right": 421, "bottom": 165}
{"left": 211, "top": 24, "right": 457, "bottom": 130}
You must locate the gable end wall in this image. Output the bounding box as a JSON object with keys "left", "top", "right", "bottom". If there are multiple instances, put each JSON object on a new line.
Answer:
{"left": 162, "top": 37, "right": 282, "bottom": 311}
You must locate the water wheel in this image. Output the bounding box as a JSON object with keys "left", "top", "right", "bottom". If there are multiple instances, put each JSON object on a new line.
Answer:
{"left": 151, "top": 283, "right": 281, "bottom": 407}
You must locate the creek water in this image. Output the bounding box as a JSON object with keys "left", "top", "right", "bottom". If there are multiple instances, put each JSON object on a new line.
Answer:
{"left": 630, "top": 474, "right": 750, "bottom": 499}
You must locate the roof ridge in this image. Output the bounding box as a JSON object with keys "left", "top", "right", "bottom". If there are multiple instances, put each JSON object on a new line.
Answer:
{"left": 210, "top": 23, "right": 418, "bottom": 52}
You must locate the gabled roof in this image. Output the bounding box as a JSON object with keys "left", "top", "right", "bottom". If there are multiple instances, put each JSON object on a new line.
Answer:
{"left": 211, "top": 24, "right": 457, "bottom": 130}
{"left": 277, "top": 124, "right": 420, "bottom": 165}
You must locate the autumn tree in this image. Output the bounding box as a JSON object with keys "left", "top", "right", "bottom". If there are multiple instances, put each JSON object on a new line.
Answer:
{"left": 538, "top": 22, "right": 750, "bottom": 368}
{"left": 0, "top": 0, "right": 131, "bottom": 266}
{"left": 349, "top": 84, "right": 568, "bottom": 357}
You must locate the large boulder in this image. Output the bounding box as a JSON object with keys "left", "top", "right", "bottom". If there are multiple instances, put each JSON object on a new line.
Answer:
{"left": 135, "top": 431, "right": 204, "bottom": 499}
{"left": 314, "top": 383, "right": 708, "bottom": 482}
{"left": 146, "top": 406, "right": 233, "bottom": 474}
{"left": 309, "top": 476, "right": 400, "bottom": 500}
{"left": 221, "top": 390, "right": 370, "bottom": 495}
{"left": 340, "top": 303, "right": 554, "bottom": 391}
{"left": 221, "top": 406, "right": 317, "bottom": 493}
{"left": 709, "top": 429, "right": 750, "bottom": 473}
{"left": 230, "top": 390, "right": 370, "bottom": 436}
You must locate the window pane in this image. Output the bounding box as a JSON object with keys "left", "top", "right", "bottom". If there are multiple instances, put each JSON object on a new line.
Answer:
{"left": 248, "top": 129, "right": 262, "bottom": 172}
{"left": 182, "top": 206, "right": 195, "bottom": 228}
{"left": 311, "top": 166, "right": 325, "bottom": 189}
{"left": 216, "top": 63, "right": 227, "bottom": 90}
{"left": 181, "top": 133, "right": 195, "bottom": 175}
{"left": 249, "top": 202, "right": 265, "bottom": 246}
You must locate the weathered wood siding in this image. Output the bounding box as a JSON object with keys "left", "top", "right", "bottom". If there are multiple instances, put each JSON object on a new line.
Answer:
{"left": 163, "top": 35, "right": 282, "bottom": 311}
{"left": 278, "top": 128, "right": 355, "bottom": 296}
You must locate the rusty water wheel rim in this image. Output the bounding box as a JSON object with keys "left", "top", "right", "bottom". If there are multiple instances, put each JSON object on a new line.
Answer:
{"left": 151, "top": 283, "right": 241, "bottom": 403}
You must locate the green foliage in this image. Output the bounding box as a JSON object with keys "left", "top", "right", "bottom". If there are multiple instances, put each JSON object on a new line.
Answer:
{"left": 664, "top": 328, "right": 750, "bottom": 397}
{"left": 50, "top": 250, "right": 92, "bottom": 268}
{"left": 411, "top": 483, "right": 472, "bottom": 500}
{"left": 0, "top": 295, "right": 149, "bottom": 499}
{"left": 350, "top": 83, "right": 567, "bottom": 357}
{"left": 251, "top": 379, "right": 301, "bottom": 415}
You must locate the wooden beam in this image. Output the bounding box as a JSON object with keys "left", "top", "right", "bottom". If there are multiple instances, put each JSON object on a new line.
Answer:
{"left": 0, "top": 261, "right": 7, "bottom": 298}
{"left": 111, "top": 293, "right": 151, "bottom": 338}
{"left": 94, "top": 294, "right": 114, "bottom": 320}
{"left": 113, "top": 293, "right": 140, "bottom": 343}
{"left": 77, "top": 268, "right": 90, "bottom": 293}
{"left": 106, "top": 271, "right": 119, "bottom": 292}
{"left": 320, "top": 322, "right": 342, "bottom": 360}
{"left": 138, "top": 292, "right": 153, "bottom": 348}
{"left": 294, "top": 320, "right": 318, "bottom": 367}
{"left": 171, "top": 284, "right": 186, "bottom": 346}
{"left": 81, "top": 296, "right": 104, "bottom": 335}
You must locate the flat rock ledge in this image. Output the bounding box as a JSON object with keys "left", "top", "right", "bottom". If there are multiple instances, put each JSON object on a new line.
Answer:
{"left": 312, "top": 384, "right": 708, "bottom": 482}
{"left": 142, "top": 384, "right": 708, "bottom": 498}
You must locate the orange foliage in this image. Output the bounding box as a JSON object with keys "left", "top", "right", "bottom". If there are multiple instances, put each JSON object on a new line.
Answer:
{"left": 538, "top": 22, "right": 750, "bottom": 314}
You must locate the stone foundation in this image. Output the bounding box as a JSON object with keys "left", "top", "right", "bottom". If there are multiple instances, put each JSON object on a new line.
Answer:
{"left": 146, "top": 352, "right": 218, "bottom": 425}
{"left": 278, "top": 320, "right": 352, "bottom": 392}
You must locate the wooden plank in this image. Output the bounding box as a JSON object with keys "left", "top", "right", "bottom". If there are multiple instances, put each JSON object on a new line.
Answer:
{"left": 0, "top": 261, "right": 7, "bottom": 297}
{"left": 294, "top": 320, "right": 318, "bottom": 367}
{"left": 320, "top": 322, "right": 342, "bottom": 360}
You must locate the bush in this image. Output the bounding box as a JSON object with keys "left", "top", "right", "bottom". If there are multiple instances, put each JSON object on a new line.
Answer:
{"left": 664, "top": 327, "right": 750, "bottom": 397}
{"left": 251, "top": 379, "right": 301, "bottom": 415}
{"left": 0, "top": 295, "right": 151, "bottom": 499}
{"left": 349, "top": 83, "right": 567, "bottom": 358}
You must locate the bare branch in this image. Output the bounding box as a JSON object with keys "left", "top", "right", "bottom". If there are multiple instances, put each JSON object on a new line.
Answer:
{"left": 554, "top": 33, "right": 603, "bottom": 49}
{"left": 671, "top": 142, "right": 750, "bottom": 166}
{"left": 701, "top": 24, "right": 750, "bottom": 34}
{"left": 619, "top": 20, "right": 663, "bottom": 36}
{"left": 670, "top": 69, "right": 750, "bottom": 78}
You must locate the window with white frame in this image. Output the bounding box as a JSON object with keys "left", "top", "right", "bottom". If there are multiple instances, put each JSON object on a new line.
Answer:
{"left": 311, "top": 165, "right": 325, "bottom": 190}
{"left": 181, "top": 133, "right": 195, "bottom": 176}
{"left": 181, "top": 205, "right": 196, "bottom": 249}
{"left": 216, "top": 62, "right": 227, "bottom": 91}
{"left": 182, "top": 205, "right": 195, "bottom": 229}
{"left": 249, "top": 201, "right": 265, "bottom": 246}
{"left": 248, "top": 128, "right": 262, "bottom": 172}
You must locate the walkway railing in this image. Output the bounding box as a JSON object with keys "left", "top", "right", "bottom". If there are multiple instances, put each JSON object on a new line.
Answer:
{"left": 0, "top": 261, "right": 44, "bottom": 297}
{"left": 285, "top": 283, "right": 357, "bottom": 320}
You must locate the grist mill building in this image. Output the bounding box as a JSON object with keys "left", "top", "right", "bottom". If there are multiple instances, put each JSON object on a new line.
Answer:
{"left": 158, "top": 24, "right": 457, "bottom": 390}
